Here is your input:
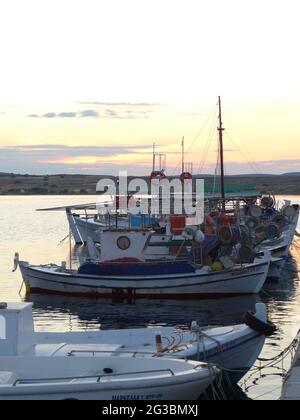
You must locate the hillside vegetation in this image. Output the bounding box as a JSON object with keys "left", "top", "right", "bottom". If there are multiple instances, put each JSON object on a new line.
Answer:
{"left": 0, "top": 173, "right": 299, "bottom": 195}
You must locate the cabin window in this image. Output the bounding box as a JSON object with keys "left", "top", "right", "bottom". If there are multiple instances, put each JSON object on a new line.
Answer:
{"left": 0, "top": 316, "right": 6, "bottom": 339}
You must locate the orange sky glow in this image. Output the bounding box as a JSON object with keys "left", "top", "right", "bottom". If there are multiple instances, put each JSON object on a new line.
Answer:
{"left": 0, "top": 0, "right": 299, "bottom": 175}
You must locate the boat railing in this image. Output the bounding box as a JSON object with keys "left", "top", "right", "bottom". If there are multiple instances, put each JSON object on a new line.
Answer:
{"left": 12, "top": 368, "right": 175, "bottom": 386}
{"left": 66, "top": 349, "right": 183, "bottom": 358}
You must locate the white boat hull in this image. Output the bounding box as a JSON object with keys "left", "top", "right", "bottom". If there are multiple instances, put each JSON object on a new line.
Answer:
{"left": 0, "top": 302, "right": 268, "bottom": 384}
{"left": 0, "top": 379, "right": 209, "bottom": 400}
{"left": 32, "top": 321, "right": 266, "bottom": 383}
{"left": 0, "top": 357, "right": 216, "bottom": 400}
{"left": 19, "top": 257, "right": 270, "bottom": 298}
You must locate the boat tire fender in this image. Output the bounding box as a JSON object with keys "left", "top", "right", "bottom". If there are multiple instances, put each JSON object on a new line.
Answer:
{"left": 244, "top": 311, "right": 277, "bottom": 337}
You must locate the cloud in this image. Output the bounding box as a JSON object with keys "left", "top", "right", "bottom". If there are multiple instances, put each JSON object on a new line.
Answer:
{"left": 43, "top": 112, "right": 57, "bottom": 118}
{"left": 28, "top": 110, "right": 100, "bottom": 119}
{"left": 58, "top": 112, "right": 77, "bottom": 118}
{"left": 0, "top": 144, "right": 155, "bottom": 175}
{"left": 103, "top": 108, "right": 150, "bottom": 119}
{"left": 105, "top": 109, "right": 120, "bottom": 119}
{"left": 0, "top": 144, "right": 299, "bottom": 176}
{"left": 27, "top": 108, "right": 148, "bottom": 119}
{"left": 76, "top": 101, "right": 163, "bottom": 119}
{"left": 77, "top": 101, "right": 162, "bottom": 107}
{"left": 0, "top": 144, "right": 154, "bottom": 160}
{"left": 80, "top": 109, "right": 99, "bottom": 118}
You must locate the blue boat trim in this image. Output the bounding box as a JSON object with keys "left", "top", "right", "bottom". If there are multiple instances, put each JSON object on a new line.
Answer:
{"left": 78, "top": 261, "right": 196, "bottom": 276}
{"left": 200, "top": 332, "right": 261, "bottom": 361}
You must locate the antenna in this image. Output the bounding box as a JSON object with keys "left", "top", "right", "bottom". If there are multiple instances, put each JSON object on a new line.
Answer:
{"left": 152, "top": 142, "right": 156, "bottom": 171}
{"left": 217, "top": 96, "right": 225, "bottom": 211}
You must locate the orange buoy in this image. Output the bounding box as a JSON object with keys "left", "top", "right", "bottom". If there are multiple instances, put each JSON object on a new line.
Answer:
{"left": 180, "top": 172, "right": 193, "bottom": 183}
{"left": 149, "top": 170, "right": 167, "bottom": 182}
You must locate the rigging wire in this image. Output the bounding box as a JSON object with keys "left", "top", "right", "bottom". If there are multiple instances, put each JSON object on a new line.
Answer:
{"left": 197, "top": 109, "right": 218, "bottom": 174}
{"left": 223, "top": 106, "right": 263, "bottom": 174}
{"left": 171, "top": 102, "right": 218, "bottom": 176}
{"left": 224, "top": 131, "right": 263, "bottom": 175}
{"left": 171, "top": 99, "right": 271, "bottom": 185}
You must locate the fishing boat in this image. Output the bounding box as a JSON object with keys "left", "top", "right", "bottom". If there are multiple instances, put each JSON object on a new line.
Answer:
{"left": 259, "top": 205, "right": 300, "bottom": 279}
{"left": 41, "top": 98, "right": 298, "bottom": 284}
{"left": 28, "top": 98, "right": 295, "bottom": 296}
{"left": 77, "top": 197, "right": 299, "bottom": 282}
{"left": 15, "top": 246, "right": 271, "bottom": 298}
{"left": 0, "top": 302, "right": 275, "bottom": 384}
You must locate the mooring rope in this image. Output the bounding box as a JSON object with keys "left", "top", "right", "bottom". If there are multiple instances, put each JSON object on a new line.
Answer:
{"left": 58, "top": 232, "right": 71, "bottom": 246}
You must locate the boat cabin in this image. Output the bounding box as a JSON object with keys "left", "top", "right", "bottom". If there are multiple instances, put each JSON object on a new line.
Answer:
{"left": 0, "top": 303, "right": 34, "bottom": 356}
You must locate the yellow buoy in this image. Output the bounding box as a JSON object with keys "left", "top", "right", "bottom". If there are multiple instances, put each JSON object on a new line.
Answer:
{"left": 25, "top": 282, "right": 31, "bottom": 294}
{"left": 211, "top": 261, "right": 224, "bottom": 272}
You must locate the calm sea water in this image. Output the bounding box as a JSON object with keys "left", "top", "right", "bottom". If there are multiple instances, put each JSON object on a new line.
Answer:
{"left": 1, "top": 195, "right": 300, "bottom": 400}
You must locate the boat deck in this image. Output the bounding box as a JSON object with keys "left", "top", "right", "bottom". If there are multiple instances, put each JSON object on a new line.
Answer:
{"left": 18, "top": 325, "right": 241, "bottom": 358}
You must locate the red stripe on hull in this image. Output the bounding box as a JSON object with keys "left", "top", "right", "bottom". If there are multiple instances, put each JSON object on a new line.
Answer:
{"left": 28, "top": 287, "right": 253, "bottom": 300}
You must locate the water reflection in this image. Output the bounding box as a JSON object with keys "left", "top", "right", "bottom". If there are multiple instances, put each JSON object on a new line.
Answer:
{"left": 28, "top": 293, "right": 261, "bottom": 331}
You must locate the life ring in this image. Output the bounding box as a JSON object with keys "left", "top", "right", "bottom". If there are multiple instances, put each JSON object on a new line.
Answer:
{"left": 244, "top": 311, "right": 277, "bottom": 337}
{"left": 149, "top": 170, "right": 167, "bottom": 182}
{"left": 180, "top": 172, "right": 193, "bottom": 183}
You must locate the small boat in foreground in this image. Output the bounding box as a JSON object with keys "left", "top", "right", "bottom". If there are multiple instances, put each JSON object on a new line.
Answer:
{"left": 0, "top": 302, "right": 275, "bottom": 383}
{"left": 0, "top": 356, "right": 217, "bottom": 401}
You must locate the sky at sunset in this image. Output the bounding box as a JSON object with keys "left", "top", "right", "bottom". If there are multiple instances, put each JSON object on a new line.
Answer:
{"left": 0, "top": 0, "right": 300, "bottom": 175}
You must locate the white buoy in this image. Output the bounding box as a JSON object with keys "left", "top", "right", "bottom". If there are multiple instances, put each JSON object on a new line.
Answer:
{"left": 194, "top": 230, "right": 205, "bottom": 243}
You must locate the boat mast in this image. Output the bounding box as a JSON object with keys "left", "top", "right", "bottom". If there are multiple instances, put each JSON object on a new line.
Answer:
{"left": 217, "top": 96, "right": 226, "bottom": 211}
{"left": 181, "top": 136, "right": 185, "bottom": 173}
{"left": 152, "top": 142, "right": 156, "bottom": 171}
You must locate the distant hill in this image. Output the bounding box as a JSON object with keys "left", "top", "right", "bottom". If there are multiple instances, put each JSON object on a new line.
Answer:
{"left": 0, "top": 172, "right": 299, "bottom": 195}
{"left": 282, "top": 172, "right": 300, "bottom": 176}
{"left": 194, "top": 174, "right": 276, "bottom": 178}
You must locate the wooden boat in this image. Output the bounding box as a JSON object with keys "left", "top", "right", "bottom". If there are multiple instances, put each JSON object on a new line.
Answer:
{"left": 16, "top": 249, "right": 271, "bottom": 298}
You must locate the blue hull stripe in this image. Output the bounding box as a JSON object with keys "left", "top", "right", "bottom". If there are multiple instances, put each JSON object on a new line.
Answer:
{"left": 201, "top": 333, "right": 261, "bottom": 361}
